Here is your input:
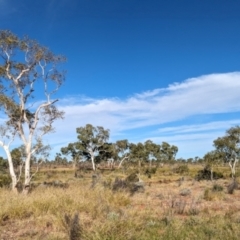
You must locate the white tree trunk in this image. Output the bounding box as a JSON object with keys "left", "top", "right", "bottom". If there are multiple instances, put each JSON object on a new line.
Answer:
{"left": 23, "top": 155, "right": 31, "bottom": 194}
{"left": 22, "top": 143, "right": 32, "bottom": 194}
{"left": 91, "top": 155, "right": 96, "bottom": 171}
{"left": 229, "top": 158, "right": 238, "bottom": 179}
{"left": 118, "top": 156, "right": 128, "bottom": 169}
{"left": 1, "top": 143, "right": 18, "bottom": 193}
{"left": 210, "top": 167, "right": 213, "bottom": 181}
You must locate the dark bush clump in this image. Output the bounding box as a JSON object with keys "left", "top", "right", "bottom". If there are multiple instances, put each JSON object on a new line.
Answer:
{"left": 195, "top": 166, "right": 223, "bottom": 181}
{"left": 112, "top": 172, "right": 144, "bottom": 195}
{"left": 125, "top": 172, "right": 139, "bottom": 183}
{"left": 212, "top": 184, "right": 223, "bottom": 192}
{"left": 227, "top": 179, "right": 238, "bottom": 194}
{"left": 112, "top": 177, "right": 128, "bottom": 191}
{"left": 144, "top": 167, "right": 157, "bottom": 178}
{"left": 63, "top": 213, "right": 82, "bottom": 240}
{"left": 173, "top": 165, "right": 189, "bottom": 175}
{"left": 0, "top": 175, "right": 11, "bottom": 188}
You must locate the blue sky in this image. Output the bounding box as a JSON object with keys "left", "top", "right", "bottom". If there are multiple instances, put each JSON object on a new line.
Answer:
{"left": 0, "top": 0, "right": 240, "bottom": 159}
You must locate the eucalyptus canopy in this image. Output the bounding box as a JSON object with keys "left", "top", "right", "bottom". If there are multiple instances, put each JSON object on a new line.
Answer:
{"left": 0, "top": 30, "right": 65, "bottom": 193}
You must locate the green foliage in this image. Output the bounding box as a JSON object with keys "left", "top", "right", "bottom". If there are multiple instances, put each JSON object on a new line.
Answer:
{"left": 195, "top": 166, "right": 223, "bottom": 181}
{"left": 0, "top": 175, "right": 11, "bottom": 188}
{"left": 125, "top": 171, "right": 139, "bottom": 183}
{"left": 144, "top": 167, "right": 157, "bottom": 178}
{"left": 112, "top": 172, "right": 145, "bottom": 195}
{"left": 75, "top": 124, "right": 110, "bottom": 169}
{"left": 173, "top": 164, "right": 189, "bottom": 175}
{"left": 11, "top": 148, "right": 23, "bottom": 168}
{"left": 160, "top": 142, "right": 178, "bottom": 162}
{"left": 212, "top": 183, "right": 224, "bottom": 192}
{"left": 0, "top": 157, "right": 8, "bottom": 171}
{"left": 0, "top": 30, "right": 65, "bottom": 191}
{"left": 213, "top": 126, "right": 240, "bottom": 178}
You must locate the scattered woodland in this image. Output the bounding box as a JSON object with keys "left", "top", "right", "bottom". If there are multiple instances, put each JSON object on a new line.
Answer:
{"left": 0, "top": 30, "right": 240, "bottom": 239}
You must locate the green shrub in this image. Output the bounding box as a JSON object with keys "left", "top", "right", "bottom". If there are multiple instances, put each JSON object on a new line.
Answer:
{"left": 173, "top": 165, "right": 189, "bottom": 175}
{"left": 212, "top": 184, "right": 223, "bottom": 192}
{"left": 144, "top": 167, "right": 157, "bottom": 178}
{"left": 0, "top": 175, "right": 11, "bottom": 188}
{"left": 203, "top": 188, "right": 214, "bottom": 201}
{"left": 195, "top": 166, "right": 223, "bottom": 181}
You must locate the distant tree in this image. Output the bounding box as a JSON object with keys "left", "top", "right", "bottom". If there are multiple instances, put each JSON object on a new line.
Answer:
{"left": 144, "top": 140, "right": 160, "bottom": 168}
{"left": 0, "top": 30, "right": 65, "bottom": 193}
{"left": 61, "top": 143, "right": 81, "bottom": 169}
{"left": 203, "top": 151, "right": 221, "bottom": 181}
{"left": 214, "top": 126, "right": 240, "bottom": 178}
{"left": 187, "top": 158, "right": 193, "bottom": 164}
{"left": 75, "top": 124, "right": 110, "bottom": 171}
{"left": 129, "top": 142, "right": 147, "bottom": 173}
{"left": 160, "top": 142, "right": 178, "bottom": 163}
{"left": 115, "top": 139, "right": 129, "bottom": 168}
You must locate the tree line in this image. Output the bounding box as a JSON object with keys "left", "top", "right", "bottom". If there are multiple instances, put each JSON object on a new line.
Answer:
{"left": 59, "top": 123, "right": 178, "bottom": 171}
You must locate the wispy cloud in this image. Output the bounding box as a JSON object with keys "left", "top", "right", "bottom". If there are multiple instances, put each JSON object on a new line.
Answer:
{"left": 156, "top": 120, "right": 240, "bottom": 135}
{"left": 57, "top": 72, "right": 240, "bottom": 130}
{"left": 44, "top": 72, "right": 240, "bottom": 158}
{"left": 0, "top": 72, "right": 239, "bottom": 159}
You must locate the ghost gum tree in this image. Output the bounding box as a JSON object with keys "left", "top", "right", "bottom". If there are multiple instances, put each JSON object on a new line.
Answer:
{"left": 0, "top": 30, "right": 65, "bottom": 193}
{"left": 214, "top": 126, "right": 240, "bottom": 179}
{"left": 76, "top": 124, "right": 110, "bottom": 171}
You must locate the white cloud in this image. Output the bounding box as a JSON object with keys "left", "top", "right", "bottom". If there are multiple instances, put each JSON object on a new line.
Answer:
{"left": 42, "top": 72, "right": 240, "bottom": 158}
{"left": 0, "top": 72, "right": 239, "bottom": 159}
{"left": 57, "top": 72, "right": 240, "bottom": 131}
{"left": 156, "top": 120, "right": 240, "bottom": 135}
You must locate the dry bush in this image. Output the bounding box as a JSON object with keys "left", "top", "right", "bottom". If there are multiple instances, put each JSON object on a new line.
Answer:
{"left": 63, "top": 212, "right": 82, "bottom": 240}
{"left": 1, "top": 166, "right": 240, "bottom": 239}
{"left": 227, "top": 179, "right": 238, "bottom": 194}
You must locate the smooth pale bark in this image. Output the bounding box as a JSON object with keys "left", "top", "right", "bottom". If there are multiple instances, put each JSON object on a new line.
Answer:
{"left": 0, "top": 142, "right": 18, "bottom": 193}
{"left": 118, "top": 156, "right": 128, "bottom": 169}
{"left": 229, "top": 158, "right": 238, "bottom": 179}
{"left": 0, "top": 32, "right": 65, "bottom": 194}
{"left": 91, "top": 155, "right": 96, "bottom": 172}
{"left": 23, "top": 153, "right": 31, "bottom": 194}
{"left": 210, "top": 167, "right": 213, "bottom": 181}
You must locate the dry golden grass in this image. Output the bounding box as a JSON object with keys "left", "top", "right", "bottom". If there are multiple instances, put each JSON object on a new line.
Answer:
{"left": 1, "top": 166, "right": 240, "bottom": 239}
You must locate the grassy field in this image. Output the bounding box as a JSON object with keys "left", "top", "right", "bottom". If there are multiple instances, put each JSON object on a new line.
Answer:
{"left": 1, "top": 165, "right": 240, "bottom": 239}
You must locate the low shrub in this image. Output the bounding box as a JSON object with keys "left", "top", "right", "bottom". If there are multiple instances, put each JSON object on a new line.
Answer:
{"left": 112, "top": 172, "right": 144, "bottom": 195}
{"left": 173, "top": 165, "right": 189, "bottom": 175}
{"left": 195, "top": 166, "right": 223, "bottom": 181}
{"left": 179, "top": 188, "right": 191, "bottom": 196}
{"left": 63, "top": 212, "right": 82, "bottom": 240}
{"left": 144, "top": 167, "right": 157, "bottom": 174}
{"left": 203, "top": 188, "right": 214, "bottom": 201}
{"left": 227, "top": 179, "right": 238, "bottom": 194}
{"left": 212, "top": 183, "right": 223, "bottom": 192}
{"left": 0, "top": 175, "right": 11, "bottom": 188}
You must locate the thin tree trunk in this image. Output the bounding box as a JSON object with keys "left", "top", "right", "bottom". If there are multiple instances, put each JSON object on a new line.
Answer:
{"left": 23, "top": 152, "right": 31, "bottom": 194}
{"left": 210, "top": 167, "right": 213, "bottom": 181}
{"left": 138, "top": 159, "right": 141, "bottom": 176}
{"left": 149, "top": 159, "right": 152, "bottom": 169}
{"left": 91, "top": 155, "right": 96, "bottom": 171}
{"left": 229, "top": 161, "right": 235, "bottom": 179}
{"left": 118, "top": 156, "right": 128, "bottom": 169}
{"left": 4, "top": 145, "right": 18, "bottom": 193}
